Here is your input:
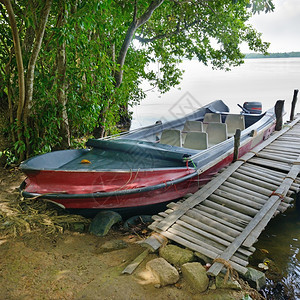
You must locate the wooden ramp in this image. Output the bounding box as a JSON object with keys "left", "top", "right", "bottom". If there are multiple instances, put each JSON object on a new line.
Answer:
{"left": 149, "top": 116, "right": 300, "bottom": 277}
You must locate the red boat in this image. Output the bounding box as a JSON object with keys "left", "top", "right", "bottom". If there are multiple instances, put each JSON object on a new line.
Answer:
{"left": 20, "top": 100, "right": 276, "bottom": 217}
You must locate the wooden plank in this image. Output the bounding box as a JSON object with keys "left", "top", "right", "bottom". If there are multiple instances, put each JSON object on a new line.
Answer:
{"left": 122, "top": 249, "right": 150, "bottom": 274}
{"left": 176, "top": 219, "right": 233, "bottom": 247}
{"left": 185, "top": 210, "right": 240, "bottom": 238}
{"left": 237, "top": 167, "right": 286, "bottom": 187}
{"left": 203, "top": 199, "right": 252, "bottom": 222}
{"left": 243, "top": 160, "right": 300, "bottom": 247}
{"left": 169, "top": 202, "right": 244, "bottom": 231}
{"left": 226, "top": 177, "right": 275, "bottom": 197}
{"left": 262, "top": 147, "right": 300, "bottom": 155}
{"left": 159, "top": 230, "right": 248, "bottom": 275}
{"left": 172, "top": 223, "right": 228, "bottom": 252}
{"left": 209, "top": 193, "right": 258, "bottom": 216}
{"left": 255, "top": 152, "right": 295, "bottom": 164}
{"left": 239, "top": 165, "right": 300, "bottom": 192}
{"left": 264, "top": 145, "right": 300, "bottom": 154}
{"left": 222, "top": 181, "right": 269, "bottom": 204}
{"left": 155, "top": 160, "right": 245, "bottom": 231}
{"left": 207, "top": 156, "right": 300, "bottom": 276}
{"left": 232, "top": 170, "right": 293, "bottom": 197}
{"left": 207, "top": 192, "right": 285, "bottom": 276}
{"left": 244, "top": 164, "right": 298, "bottom": 192}
{"left": 218, "top": 184, "right": 267, "bottom": 205}
{"left": 248, "top": 157, "right": 290, "bottom": 172}
{"left": 277, "top": 137, "right": 300, "bottom": 142}
{"left": 213, "top": 188, "right": 263, "bottom": 210}
{"left": 231, "top": 172, "right": 280, "bottom": 192}
{"left": 260, "top": 150, "right": 298, "bottom": 160}
{"left": 195, "top": 204, "right": 248, "bottom": 229}
{"left": 167, "top": 227, "right": 249, "bottom": 268}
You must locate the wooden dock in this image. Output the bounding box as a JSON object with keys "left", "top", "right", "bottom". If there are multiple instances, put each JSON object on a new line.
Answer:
{"left": 149, "top": 116, "right": 300, "bottom": 277}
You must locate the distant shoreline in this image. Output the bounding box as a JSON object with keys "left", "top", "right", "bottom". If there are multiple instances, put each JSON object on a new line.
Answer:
{"left": 244, "top": 52, "right": 300, "bottom": 59}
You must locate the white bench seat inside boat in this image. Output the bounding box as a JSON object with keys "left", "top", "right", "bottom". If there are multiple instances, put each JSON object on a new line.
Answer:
{"left": 206, "top": 122, "right": 228, "bottom": 147}
{"left": 183, "top": 131, "right": 208, "bottom": 150}
{"left": 203, "top": 113, "right": 222, "bottom": 123}
{"left": 160, "top": 129, "right": 182, "bottom": 147}
{"left": 225, "top": 114, "right": 245, "bottom": 137}
{"left": 182, "top": 120, "right": 203, "bottom": 143}
{"left": 182, "top": 120, "right": 203, "bottom": 132}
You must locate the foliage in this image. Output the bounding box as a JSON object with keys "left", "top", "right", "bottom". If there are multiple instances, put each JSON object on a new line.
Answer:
{"left": 0, "top": 0, "right": 274, "bottom": 161}
{"left": 0, "top": 149, "right": 18, "bottom": 166}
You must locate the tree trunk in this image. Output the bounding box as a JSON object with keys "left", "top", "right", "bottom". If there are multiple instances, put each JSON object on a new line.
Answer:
{"left": 93, "top": 0, "right": 164, "bottom": 137}
{"left": 56, "top": 0, "right": 70, "bottom": 149}
{"left": 0, "top": 93, "right": 10, "bottom": 166}
{"left": 23, "top": 0, "right": 52, "bottom": 157}
{"left": 1, "top": 0, "right": 25, "bottom": 160}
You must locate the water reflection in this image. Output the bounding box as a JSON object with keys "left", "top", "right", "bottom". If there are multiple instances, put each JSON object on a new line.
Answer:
{"left": 249, "top": 196, "right": 300, "bottom": 299}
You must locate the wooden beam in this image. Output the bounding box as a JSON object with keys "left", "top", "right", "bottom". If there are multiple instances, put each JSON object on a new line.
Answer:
{"left": 207, "top": 155, "right": 300, "bottom": 276}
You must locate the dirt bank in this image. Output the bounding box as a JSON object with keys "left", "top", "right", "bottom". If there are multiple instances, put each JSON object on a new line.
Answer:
{"left": 0, "top": 168, "right": 261, "bottom": 300}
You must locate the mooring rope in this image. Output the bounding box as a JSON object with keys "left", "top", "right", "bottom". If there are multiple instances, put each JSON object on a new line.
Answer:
{"left": 212, "top": 258, "right": 238, "bottom": 283}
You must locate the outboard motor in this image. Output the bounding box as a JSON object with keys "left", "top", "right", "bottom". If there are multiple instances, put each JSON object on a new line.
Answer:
{"left": 242, "top": 102, "right": 262, "bottom": 114}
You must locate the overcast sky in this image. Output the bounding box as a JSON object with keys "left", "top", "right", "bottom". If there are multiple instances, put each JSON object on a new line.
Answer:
{"left": 248, "top": 0, "right": 300, "bottom": 52}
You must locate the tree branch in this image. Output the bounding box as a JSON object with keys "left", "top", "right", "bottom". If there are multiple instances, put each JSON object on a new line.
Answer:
{"left": 135, "top": 19, "right": 200, "bottom": 43}
{"left": 133, "top": 0, "right": 137, "bottom": 22}
{"left": 114, "top": 0, "right": 164, "bottom": 88}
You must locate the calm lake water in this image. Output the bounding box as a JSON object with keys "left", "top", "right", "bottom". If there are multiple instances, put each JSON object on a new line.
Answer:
{"left": 131, "top": 58, "right": 300, "bottom": 129}
{"left": 131, "top": 58, "right": 300, "bottom": 299}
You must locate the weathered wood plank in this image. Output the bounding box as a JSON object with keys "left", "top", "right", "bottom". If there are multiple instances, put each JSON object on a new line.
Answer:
{"left": 243, "top": 159, "right": 300, "bottom": 247}
{"left": 159, "top": 230, "right": 248, "bottom": 275}
{"left": 167, "top": 227, "right": 249, "bottom": 268}
{"left": 255, "top": 152, "right": 295, "bottom": 164}
{"left": 168, "top": 202, "right": 244, "bottom": 231}
{"left": 209, "top": 193, "right": 258, "bottom": 216}
{"left": 185, "top": 210, "right": 240, "bottom": 238}
{"left": 203, "top": 199, "right": 252, "bottom": 222}
{"left": 220, "top": 181, "right": 269, "bottom": 204}
{"left": 239, "top": 165, "right": 300, "bottom": 192}
{"left": 213, "top": 188, "right": 263, "bottom": 210}
{"left": 195, "top": 208, "right": 245, "bottom": 232}
{"left": 248, "top": 157, "right": 290, "bottom": 172}
{"left": 207, "top": 155, "right": 300, "bottom": 276}
{"left": 195, "top": 204, "right": 248, "bottom": 229}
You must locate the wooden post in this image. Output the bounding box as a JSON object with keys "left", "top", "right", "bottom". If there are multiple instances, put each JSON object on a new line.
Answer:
{"left": 233, "top": 129, "right": 241, "bottom": 162}
{"left": 290, "top": 89, "right": 299, "bottom": 121}
{"left": 275, "top": 100, "right": 285, "bottom": 131}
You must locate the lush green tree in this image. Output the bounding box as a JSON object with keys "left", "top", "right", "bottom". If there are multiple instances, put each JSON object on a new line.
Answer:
{"left": 0, "top": 0, "right": 274, "bottom": 163}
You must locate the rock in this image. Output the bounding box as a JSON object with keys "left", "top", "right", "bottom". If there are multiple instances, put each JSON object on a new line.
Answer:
{"left": 215, "top": 273, "right": 242, "bottom": 291}
{"left": 181, "top": 262, "right": 209, "bottom": 293}
{"left": 245, "top": 267, "right": 266, "bottom": 291}
{"left": 209, "top": 282, "right": 217, "bottom": 290}
{"left": 71, "top": 222, "right": 86, "bottom": 232}
{"left": 95, "top": 239, "right": 128, "bottom": 254}
{"left": 89, "top": 210, "right": 122, "bottom": 236}
{"left": 159, "top": 244, "right": 194, "bottom": 266}
{"left": 146, "top": 258, "right": 179, "bottom": 286}
{"left": 194, "top": 251, "right": 213, "bottom": 264}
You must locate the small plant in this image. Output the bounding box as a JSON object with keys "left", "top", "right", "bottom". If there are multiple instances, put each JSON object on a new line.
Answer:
{"left": 0, "top": 149, "right": 18, "bottom": 167}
